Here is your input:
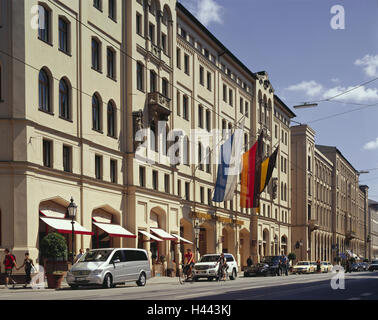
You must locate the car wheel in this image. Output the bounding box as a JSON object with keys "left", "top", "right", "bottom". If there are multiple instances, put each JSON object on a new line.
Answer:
{"left": 230, "top": 269, "right": 237, "bottom": 280}
{"left": 136, "top": 272, "right": 146, "bottom": 287}
{"left": 69, "top": 284, "right": 79, "bottom": 290}
{"left": 103, "top": 274, "right": 113, "bottom": 289}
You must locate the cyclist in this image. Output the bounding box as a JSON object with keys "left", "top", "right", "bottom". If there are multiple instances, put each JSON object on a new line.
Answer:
{"left": 217, "top": 253, "right": 227, "bottom": 280}
{"left": 183, "top": 248, "right": 195, "bottom": 280}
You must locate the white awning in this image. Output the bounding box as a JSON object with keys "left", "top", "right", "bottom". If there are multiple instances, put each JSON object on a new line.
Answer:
{"left": 93, "top": 222, "right": 136, "bottom": 239}
{"left": 39, "top": 209, "right": 66, "bottom": 219}
{"left": 139, "top": 230, "right": 163, "bottom": 242}
{"left": 172, "top": 234, "right": 193, "bottom": 244}
{"left": 40, "top": 217, "right": 93, "bottom": 235}
{"left": 150, "top": 228, "right": 176, "bottom": 240}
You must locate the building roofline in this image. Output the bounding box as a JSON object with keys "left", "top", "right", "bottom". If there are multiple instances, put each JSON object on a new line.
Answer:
{"left": 176, "top": 2, "right": 257, "bottom": 81}
{"left": 274, "top": 94, "right": 296, "bottom": 118}
{"left": 316, "top": 145, "right": 358, "bottom": 173}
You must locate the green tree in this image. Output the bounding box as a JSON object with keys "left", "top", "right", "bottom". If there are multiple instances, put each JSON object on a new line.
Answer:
{"left": 40, "top": 232, "right": 68, "bottom": 261}
{"left": 288, "top": 252, "right": 296, "bottom": 265}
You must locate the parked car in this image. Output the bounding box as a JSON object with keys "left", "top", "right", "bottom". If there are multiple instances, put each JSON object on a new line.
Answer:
{"left": 193, "top": 253, "right": 238, "bottom": 281}
{"left": 66, "top": 248, "right": 151, "bottom": 289}
{"left": 320, "top": 261, "right": 333, "bottom": 273}
{"left": 260, "top": 256, "right": 283, "bottom": 276}
{"left": 350, "top": 263, "right": 363, "bottom": 272}
{"left": 368, "top": 260, "right": 378, "bottom": 271}
{"left": 360, "top": 262, "right": 369, "bottom": 271}
{"left": 311, "top": 261, "right": 318, "bottom": 273}
{"left": 292, "top": 261, "right": 315, "bottom": 274}
{"left": 244, "top": 263, "right": 270, "bottom": 277}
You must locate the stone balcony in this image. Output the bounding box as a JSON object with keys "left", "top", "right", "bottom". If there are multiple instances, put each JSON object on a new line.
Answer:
{"left": 308, "top": 219, "right": 319, "bottom": 231}
{"left": 346, "top": 230, "right": 356, "bottom": 240}
{"left": 147, "top": 92, "right": 171, "bottom": 121}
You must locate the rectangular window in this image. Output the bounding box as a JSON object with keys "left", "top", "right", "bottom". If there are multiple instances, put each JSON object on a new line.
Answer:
{"left": 136, "top": 13, "right": 142, "bottom": 35}
{"left": 208, "top": 189, "right": 212, "bottom": 205}
{"left": 38, "top": 6, "right": 50, "bottom": 43}
{"left": 240, "top": 97, "right": 243, "bottom": 113}
{"left": 150, "top": 70, "right": 156, "bottom": 92}
{"left": 200, "top": 187, "right": 204, "bottom": 204}
{"left": 223, "top": 84, "right": 227, "bottom": 102}
{"left": 161, "top": 33, "right": 167, "bottom": 54}
{"left": 308, "top": 204, "right": 312, "bottom": 221}
{"left": 139, "top": 166, "right": 146, "bottom": 187}
{"left": 181, "top": 28, "right": 187, "bottom": 39}
{"left": 199, "top": 66, "right": 204, "bottom": 86}
{"left": 59, "top": 18, "right": 69, "bottom": 53}
{"left": 183, "top": 95, "right": 189, "bottom": 120}
{"left": 206, "top": 110, "right": 211, "bottom": 132}
{"left": 176, "top": 48, "right": 181, "bottom": 69}
{"left": 177, "top": 91, "right": 181, "bottom": 116}
{"left": 198, "top": 105, "right": 203, "bottom": 128}
{"left": 137, "top": 62, "right": 144, "bottom": 91}
{"left": 152, "top": 170, "right": 158, "bottom": 190}
{"left": 245, "top": 101, "right": 249, "bottom": 118}
{"left": 207, "top": 72, "right": 212, "bottom": 91}
{"left": 229, "top": 89, "right": 233, "bottom": 106}
{"left": 275, "top": 125, "right": 278, "bottom": 139}
{"left": 164, "top": 174, "right": 170, "bottom": 193}
{"left": 108, "top": 0, "right": 116, "bottom": 20}
{"left": 93, "top": 0, "right": 102, "bottom": 10}
{"left": 185, "top": 182, "right": 190, "bottom": 201}
{"left": 63, "top": 145, "right": 71, "bottom": 173}
{"left": 95, "top": 155, "right": 102, "bottom": 180}
{"left": 107, "top": 48, "right": 115, "bottom": 79}
{"left": 149, "top": 23, "right": 155, "bottom": 44}
{"left": 184, "top": 54, "right": 190, "bottom": 75}
{"left": 162, "top": 78, "right": 168, "bottom": 98}
{"left": 177, "top": 179, "right": 181, "bottom": 197}
{"left": 43, "top": 140, "right": 52, "bottom": 168}
{"left": 92, "top": 39, "right": 101, "bottom": 71}
{"left": 110, "top": 159, "right": 117, "bottom": 183}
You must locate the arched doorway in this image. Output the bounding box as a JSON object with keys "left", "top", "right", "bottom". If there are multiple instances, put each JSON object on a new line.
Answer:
{"left": 222, "top": 226, "right": 234, "bottom": 255}
{"left": 281, "top": 235, "right": 288, "bottom": 255}
{"left": 262, "top": 229, "right": 269, "bottom": 257}
{"left": 91, "top": 207, "right": 121, "bottom": 249}
{"left": 179, "top": 218, "right": 194, "bottom": 263}
{"left": 149, "top": 206, "right": 168, "bottom": 263}
{"left": 199, "top": 221, "right": 215, "bottom": 256}
{"left": 239, "top": 228, "right": 250, "bottom": 269}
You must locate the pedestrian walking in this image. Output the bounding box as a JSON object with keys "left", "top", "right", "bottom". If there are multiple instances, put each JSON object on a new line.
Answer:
{"left": 75, "top": 249, "right": 84, "bottom": 263}
{"left": 3, "top": 249, "right": 18, "bottom": 288}
{"left": 280, "top": 254, "right": 289, "bottom": 276}
{"left": 247, "top": 256, "right": 253, "bottom": 267}
{"left": 16, "top": 252, "right": 35, "bottom": 288}
{"left": 316, "top": 259, "right": 321, "bottom": 273}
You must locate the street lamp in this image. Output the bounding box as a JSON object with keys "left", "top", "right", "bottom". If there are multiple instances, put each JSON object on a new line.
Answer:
{"left": 67, "top": 197, "right": 77, "bottom": 265}
{"left": 194, "top": 222, "right": 201, "bottom": 260}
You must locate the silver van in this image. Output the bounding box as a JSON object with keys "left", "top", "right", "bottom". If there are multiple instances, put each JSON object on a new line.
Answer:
{"left": 66, "top": 248, "right": 151, "bottom": 289}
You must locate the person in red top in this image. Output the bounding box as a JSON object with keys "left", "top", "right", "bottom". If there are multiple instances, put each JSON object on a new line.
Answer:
{"left": 3, "top": 249, "right": 18, "bottom": 288}
{"left": 183, "top": 248, "right": 195, "bottom": 278}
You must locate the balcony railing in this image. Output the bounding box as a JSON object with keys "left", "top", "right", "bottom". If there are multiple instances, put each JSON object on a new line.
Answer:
{"left": 346, "top": 230, "right": 356, "bottom": 240}
{"left": 150, "top": 43, "right": 161, "bottom": 60}
{"left": 308, "top": 219, "right": 319, "bottom": 231}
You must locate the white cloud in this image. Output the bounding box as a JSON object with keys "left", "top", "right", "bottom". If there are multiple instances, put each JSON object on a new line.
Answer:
{"left": 322, "top": 85, "right": 378, "bottom": 102}
{"left": 355, "top": 54, "right": 378, "bottom": 77}
{"left": 286, "top": 80, "right": 323, "bottom": 96}
{"left": 364, "top": 138, "right": 378, "bottom": 150}
{"left": 182, "top": 0, "right": 223, "bottom": 26}
{"left": 331, "top": 78, "right": 340, "bottom": 83}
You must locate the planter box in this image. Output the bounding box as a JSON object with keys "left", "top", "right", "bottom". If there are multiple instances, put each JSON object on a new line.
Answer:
{"left": 46, "top": 274, "right": 64, "bottom": 289}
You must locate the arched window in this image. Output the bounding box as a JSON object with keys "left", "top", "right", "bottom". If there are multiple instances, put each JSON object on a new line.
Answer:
{"left": 107, "top": 101, "right": 116, "bottom": 137}
{"left": 59, "top": 78, "right": 70, "bottom": 119}
{"left": 39, "top": 69, "right": 50, "bottom": 112}
{"left": 92, "top": 94, "right": 101, "bottom": 131}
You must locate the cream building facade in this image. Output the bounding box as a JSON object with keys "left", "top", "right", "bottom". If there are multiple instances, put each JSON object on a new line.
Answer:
{"left": 368, "top": 199, "right": 378, "bottom": 259}
{"left": 0, "top": 0, "right": 295, "bottom": 273}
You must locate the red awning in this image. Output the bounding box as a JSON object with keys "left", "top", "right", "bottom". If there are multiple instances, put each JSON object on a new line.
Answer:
{"left": 150, "top": 228, "right": 176, "bottom": 240}
{"left": 93, "top": 222, "right": 136, "bottom": 239}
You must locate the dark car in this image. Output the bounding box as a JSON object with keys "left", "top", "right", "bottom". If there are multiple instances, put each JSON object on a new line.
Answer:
{"left": 369, "top": 260, "right": 378, "bottom": 271}
{"left": 261, "top": 256, "right": 283, "bottom": 276}
{"left": 360, "top": 262, "right": 369, "bottom": 271}
{"left": 350, "top": 263, "right": 363, "bottom": 272}
{"left": 244, "top": 263, "right": 270, "bottom": 277}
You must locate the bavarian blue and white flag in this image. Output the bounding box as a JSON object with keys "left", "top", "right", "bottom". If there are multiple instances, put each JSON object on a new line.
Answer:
{"left": 212, "top": 119, "right": 245, "bottom": 202}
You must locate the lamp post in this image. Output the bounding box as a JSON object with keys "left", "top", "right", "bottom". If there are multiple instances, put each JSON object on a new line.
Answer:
{"left": 67, "top": 197, "right": 77, "bottom": 266}
{"left": 194, "top": 221, "right": 201, "bottom": 261}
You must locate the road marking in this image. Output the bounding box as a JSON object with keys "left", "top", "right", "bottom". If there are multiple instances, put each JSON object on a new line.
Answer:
{"left": 360, "top": 292, "right": 373, "bottom": 297}
{"left": 348, "top": 297, "right": 361, "bottom": 300}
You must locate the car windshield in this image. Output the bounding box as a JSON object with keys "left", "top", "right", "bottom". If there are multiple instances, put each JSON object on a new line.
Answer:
{"left": 78, "top": 250, "right": 113, "bottom": 262}
{"left": 297, "top": 262, "right": 309, "bottom": 266}
{"left": 372, "top": 260, "right": 378, "bottom": 264}
{"left": 199, "top": 255, "right": 220, "bottom": 262}
{"left": 261, "top": 256, "right": 280, "bottom": 264}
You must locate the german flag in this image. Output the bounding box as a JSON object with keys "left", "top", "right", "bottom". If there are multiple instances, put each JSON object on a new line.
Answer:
{"left": 260, "top": 147, "right": 279, "bottom": 193}
{"left": 240, "top": 132, "right": 264, "bottom": 208}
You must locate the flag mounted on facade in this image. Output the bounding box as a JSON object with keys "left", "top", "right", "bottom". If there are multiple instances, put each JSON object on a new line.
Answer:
{"left": 260, "top": 146, "right": 279, "bottom": 193}
{"left": 240, "top": 131, "right": 264, "bottom": 208}
{"left": 212, "top": 119, "right": 245, "bottom": 202}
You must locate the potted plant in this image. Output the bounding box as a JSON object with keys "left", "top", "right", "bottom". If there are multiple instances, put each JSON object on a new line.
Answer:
{"left": 40, "top": 232, "right": 68, "bottom": 289}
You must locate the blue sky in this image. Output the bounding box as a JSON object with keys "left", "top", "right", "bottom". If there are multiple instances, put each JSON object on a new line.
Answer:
{"left": 180, "top": 0, "right": 378, "bottom": 198}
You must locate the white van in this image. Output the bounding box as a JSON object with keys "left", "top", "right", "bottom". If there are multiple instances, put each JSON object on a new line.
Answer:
{"left": 66, "top": 248, "right": 151, "bottom": 289}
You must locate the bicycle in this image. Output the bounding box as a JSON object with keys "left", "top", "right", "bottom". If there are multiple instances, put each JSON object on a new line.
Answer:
{"left": 179, "top": 263, "right": 194, "bottom": 284}
{"left": 216, "top": 263, "right": 229, "bottom": 281}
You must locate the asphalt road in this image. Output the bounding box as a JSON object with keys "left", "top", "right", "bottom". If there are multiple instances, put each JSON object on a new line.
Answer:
{"left": 0, "top": 271, "right": 377, "bottom": 300}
